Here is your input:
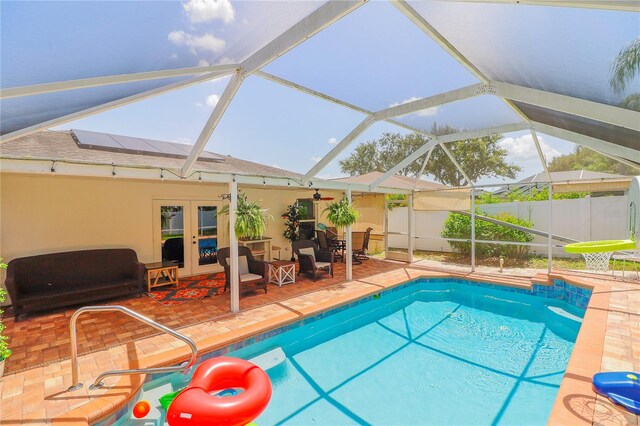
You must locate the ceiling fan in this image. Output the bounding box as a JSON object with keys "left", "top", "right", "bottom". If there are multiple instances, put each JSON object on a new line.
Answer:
{"left": 313, "top": 189, "right": 334, "bottom": 201}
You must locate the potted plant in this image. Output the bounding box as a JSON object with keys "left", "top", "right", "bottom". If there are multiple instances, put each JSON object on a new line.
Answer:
{"left": 323, "top": 197, "right": 360, "bottom": 235}
{"left": 219, "top": 193, "right": 273, "bottom": 240}
{"left": 282, "top": 202, "right": 307, "bottom": 261}
{"left": 0, "top": 258, "right": 10, "bottom": 378}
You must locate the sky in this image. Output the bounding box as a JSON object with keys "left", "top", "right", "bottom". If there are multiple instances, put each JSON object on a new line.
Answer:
{"left": 3, "top": 0, "right": 635, "bottom": 185}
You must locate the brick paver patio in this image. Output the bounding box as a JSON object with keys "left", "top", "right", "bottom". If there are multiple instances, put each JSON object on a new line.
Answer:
{"left": 0, "top": 258, "right": 638, "bottom": 425}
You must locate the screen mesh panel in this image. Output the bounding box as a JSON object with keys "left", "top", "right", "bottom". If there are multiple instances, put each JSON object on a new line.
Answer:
{"left": 1, "top": 1, "right": 324, "bottom": 135}
{"left": 407, "top": 1, "right": 640, "bottom": 109}
{"left": 264, "top": 1, "right": 480, "bottom": 111}
{"left": 514, "top": 102, "right": 640, "bottom": 153}
{"left": 414, "top": 189, "right": 471, "bottom": 211}
{"left": 1, "top": 1, "right": 323, "bottom": 88}
{"left": 394, "top": 95, "right": 523, "bottom": 134}
{"left": 1, "top": 77, "right": 186, "bottom": 135}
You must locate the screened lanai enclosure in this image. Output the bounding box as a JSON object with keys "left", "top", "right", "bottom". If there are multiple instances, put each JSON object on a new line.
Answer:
{"left": 1, "top": 0, "right": 639, "bottom": 311}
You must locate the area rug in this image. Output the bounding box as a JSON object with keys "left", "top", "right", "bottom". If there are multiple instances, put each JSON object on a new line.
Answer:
{"left": 146, "top": 272, "right": 226, "bottom": 306}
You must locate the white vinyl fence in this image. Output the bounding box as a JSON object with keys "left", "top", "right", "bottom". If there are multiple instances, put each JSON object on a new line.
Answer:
{"left": 388, "top": 195, "right": 628, "bottom": 258}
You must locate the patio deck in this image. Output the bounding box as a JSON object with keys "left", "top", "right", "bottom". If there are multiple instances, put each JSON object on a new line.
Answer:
{"left": 0, "top": 258, "right": 638, "bottom": 425}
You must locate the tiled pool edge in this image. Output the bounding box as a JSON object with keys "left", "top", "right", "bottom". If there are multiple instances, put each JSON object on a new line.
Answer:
{"left": 547, "top": 273, "right": 610, "bottom": 426}
{"left": 59, "top": 270, "right": 601, "bottom": 426}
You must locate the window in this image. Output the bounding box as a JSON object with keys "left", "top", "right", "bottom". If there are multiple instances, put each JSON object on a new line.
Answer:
{"left": 297, "top": 198, "right": 316, "bottom": 240}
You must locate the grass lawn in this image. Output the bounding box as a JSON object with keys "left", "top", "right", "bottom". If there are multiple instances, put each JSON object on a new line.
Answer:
{"left": 375, "top": 249, "right": 592, "bottom": 270}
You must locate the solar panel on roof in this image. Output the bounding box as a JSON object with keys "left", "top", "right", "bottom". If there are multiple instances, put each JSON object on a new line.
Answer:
{"left": 71, "top": 129, "right": 223, "bottom": 162}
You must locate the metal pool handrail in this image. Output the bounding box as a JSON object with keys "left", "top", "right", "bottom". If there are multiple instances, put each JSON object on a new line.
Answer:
{"left": 67, "top": 305, "right": 198, "bottom": 391}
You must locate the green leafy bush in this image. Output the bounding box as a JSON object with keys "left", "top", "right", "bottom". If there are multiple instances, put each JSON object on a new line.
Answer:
{"left": 0, "top": 259, "right": 10, "bottom": 361}
{"left": 441, "top": 210, "right": 534, "bottom": 258}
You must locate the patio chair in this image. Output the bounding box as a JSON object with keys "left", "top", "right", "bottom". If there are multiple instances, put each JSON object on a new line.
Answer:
{"left": 217, "top": 246, "right": 268, "bottom": 295}
{"left": 353, "top": 227, "right": 373, "bottom": 262}
{"left": 612, "top": 250, "right": 640, "bottom": 279}
{"left": 292, "top": 239, "right": 334, "bottom": 281}
{"left": 162, "top": 237, "right": 184, "bottom": 266}
{"left": 316, "top": 229, "right": 344, "bottom": 262}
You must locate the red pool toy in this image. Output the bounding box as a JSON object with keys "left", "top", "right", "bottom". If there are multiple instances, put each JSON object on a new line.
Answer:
{"left": 133, "top": 400, "right": 151, "bottom": 418}
{"left": 167, "top": 357, "right": 272, "bottom": 426}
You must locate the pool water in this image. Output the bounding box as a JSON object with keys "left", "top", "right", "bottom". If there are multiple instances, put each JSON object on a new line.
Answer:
{"left": 115, "top": 279, "right": 586, "bottom": 425}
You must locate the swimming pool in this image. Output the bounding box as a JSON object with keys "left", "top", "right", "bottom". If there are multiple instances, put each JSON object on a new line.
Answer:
{"left": 110, "top": 278, "right": 590, "bottom": 425}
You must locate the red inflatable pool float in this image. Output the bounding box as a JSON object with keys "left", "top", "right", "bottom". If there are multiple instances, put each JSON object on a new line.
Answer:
{"left": 167, "top": 357, "right": 272, "bottom": 426}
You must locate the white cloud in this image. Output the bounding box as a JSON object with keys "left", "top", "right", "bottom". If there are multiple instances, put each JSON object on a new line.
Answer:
{"left": 172, "top": 137, "right": 192, "bottom": 145}
{"left": 389, "top": 97, "right": 439, "bottom": 117}
{"left": 168, "top": 31, "right": 225, "bottom": 54}
{"left": 183, "top": 0, "right": 235, "bottom": 24}
{"left": 197, "top": 59, "right": 210, "bottom": 67}
{"left": 498, "top": 134, "right": 562, "bottom": 162}
{"left": 271, "top": 163, "right": 281, "bottom": 169}
{"left": 206, "top": 94, "right": 220, "bottom": 108}
{"left": 327, "top": 137, "right": 338, "bottom": 145}
{"left": 311, "top": 156, "right": 322, "bottom": 164}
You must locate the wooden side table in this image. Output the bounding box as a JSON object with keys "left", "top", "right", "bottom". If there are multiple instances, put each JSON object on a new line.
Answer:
{"left": 268, "top": 261, "right": 295, "bottom": 287}
{"left": 145, "top": 262, "right": 179, "bottom": 292}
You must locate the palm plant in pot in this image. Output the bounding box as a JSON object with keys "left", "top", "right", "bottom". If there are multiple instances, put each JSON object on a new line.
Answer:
{"left": 323, "top": 197, "right": 360, "bottom": 238}
{"left": 219, "top": 193, "right": 273, "bottom": 240}
{"left": 0, "top": 259, "right": 10, "bottom": 378}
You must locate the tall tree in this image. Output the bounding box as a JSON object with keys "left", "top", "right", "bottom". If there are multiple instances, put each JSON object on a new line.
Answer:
{"left": 338, "top": 123, "right": 521, "bottom": 186}
{"left": 548, "top": 146, "right": 638, "bottom": 175}
{"left": 610, "top": 38, "right": 640, "bottom": 111}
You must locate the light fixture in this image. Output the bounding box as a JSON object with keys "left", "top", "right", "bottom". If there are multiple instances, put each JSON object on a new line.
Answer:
{"left": 313, "top": 189, "right": 322, "bottom": 201}
{"left": 220, "top": 193, "right": 232, "bottom": 201}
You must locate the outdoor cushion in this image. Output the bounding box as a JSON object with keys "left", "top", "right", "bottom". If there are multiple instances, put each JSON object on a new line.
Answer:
{"left": 5, "top": 248, "right": 145, "bottom": 320}
{"left": 226, "top": 256, "right": 250, "bottom": 275}
{"left": 299, "top": 247, "right": 316, "bottom": 261}
{"left": 240, "top": 273, "right": 263, "bottom": 282}
{"left": 315, "top": 261, "right": 331, "bottom": 269}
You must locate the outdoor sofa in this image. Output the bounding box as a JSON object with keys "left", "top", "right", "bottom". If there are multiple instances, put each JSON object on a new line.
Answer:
{"left": 5, "top": 248, "right": 145, "bottom": 320}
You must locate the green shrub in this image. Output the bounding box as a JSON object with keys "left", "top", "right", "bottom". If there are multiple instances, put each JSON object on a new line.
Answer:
{"left": 441, "top": 210, "right": 534, "bottom": 258}
{"left": 0, "top": 259, "right": 10, "bottom": 361}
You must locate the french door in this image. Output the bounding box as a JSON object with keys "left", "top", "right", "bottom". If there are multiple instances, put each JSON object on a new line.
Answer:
{"left": 153, "top": 200, "right": 227, "bottom": 277}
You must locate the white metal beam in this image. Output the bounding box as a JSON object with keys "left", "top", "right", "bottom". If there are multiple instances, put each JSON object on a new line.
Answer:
{"left": 229, "top": 180, "right": 240, "bottom": 313}
{"left": 181, "top": 72, "right": 245, "bottom": 177}
{"left": 370, "top": 139, "right": 439, "bottom": 191}
{"left": 375, "top": 83, "right": 488, "bottom": 120}
{"left": 532, "top": 121, "right": 640, "bottom": 163}
{"left": 0, "top": 65, "right": 239, "bottom": 100}
{"left": 0, "top": 157, "right": 415, "bottom": 194}
{"left": 346, "top": 188, "right": 353, "bottom": 281}
{"left": 183, "top": 1, "right": 366, "bottom": 176}
{"left": 0, "top": 71, "right": 229, "bottom": 144}
{"left": 408, "top": 193, "right": 415, "bottom": 263}
{"left": 255, "top": 71, "right": 371, "bottom": 116}
{"left": 414, "top": 146, "right": 435, "bottom": 188}
{"left": 369, "top": 122, "right": 528, "bottom": 190}
{"left": 240, "top": 1, "right": 366, "bottom": 74}
{"left": 302, "top": 115, "right": 377, "bottom": 183}
{"left": 530, "top": 129, "right": 552, "bottom": 181}
{"left": 439, "top": 142, "right": 472, "bottom": 185}
{"left": 423, "top": 0, "right": 639, "bottom": 12}
{"left": 492, "top": 81, "right": 640, "bottom": 132}
{"left": 471, "top": 191, "right": 476, "bottom": 272}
